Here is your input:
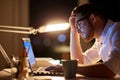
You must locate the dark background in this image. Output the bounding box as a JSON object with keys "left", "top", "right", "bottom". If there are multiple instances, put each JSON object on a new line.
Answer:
{"left": 89, "top": 0, "right": 120, "bottom": 21}
{"left": 30, "top": 0, "right": 78, "bottom": 27}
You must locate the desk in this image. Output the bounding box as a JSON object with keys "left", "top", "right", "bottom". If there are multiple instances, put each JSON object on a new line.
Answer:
{"left": 0, "top": 69, "right": 120, "bottom": 80}
{"left": 29, "top": 74, "right": 120, "bottom": 80}
{"left": 0, "top": 68, "right": 12, "bottom": 80}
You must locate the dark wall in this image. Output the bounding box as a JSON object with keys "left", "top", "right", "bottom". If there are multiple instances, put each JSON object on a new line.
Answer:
{"left": 89, "top": 0, "right": 120, "bottom": 21}
{"left": 30, "top": 0, "right": 78, "bottom": 27}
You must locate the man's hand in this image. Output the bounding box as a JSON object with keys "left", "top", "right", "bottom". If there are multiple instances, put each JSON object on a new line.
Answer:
{"left": 45, "top": 65, "right": 63, "bottom": 72}
{"left": 69, "top": 15, "right": 77, "bottom": 32}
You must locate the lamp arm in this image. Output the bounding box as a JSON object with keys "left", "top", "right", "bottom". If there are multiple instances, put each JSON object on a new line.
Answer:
{"left": 0, "top": 44, "right": 13, "bottom": 66}
{"left": 0, "top": 25, "right": 37, "bottom": 35}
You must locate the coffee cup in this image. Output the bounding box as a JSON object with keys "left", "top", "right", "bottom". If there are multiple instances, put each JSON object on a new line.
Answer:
{"left": 62, "top": 60, "right": 78, "bottom": 79}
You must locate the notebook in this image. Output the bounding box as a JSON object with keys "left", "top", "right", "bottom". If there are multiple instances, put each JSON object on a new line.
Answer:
{"left": 22, "top": 37, "right": 63, "bottom": 76}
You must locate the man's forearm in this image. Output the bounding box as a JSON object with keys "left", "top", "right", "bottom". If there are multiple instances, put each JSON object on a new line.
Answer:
{"left": 77, "top": 63, "right": 115, "bottom": 78}
{"left": 70, "top": 30, "right": 83, "bottom": 63}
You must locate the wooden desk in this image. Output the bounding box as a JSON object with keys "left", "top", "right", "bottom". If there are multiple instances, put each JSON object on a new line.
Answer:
{"left": 29, "top": 74, "right": 120, "bottom": 80}
{"left": 0, "top": 68, "right": 12, "bottom": 80}
{"left": 0, "top": 69, "right": 120, "bottom": 80}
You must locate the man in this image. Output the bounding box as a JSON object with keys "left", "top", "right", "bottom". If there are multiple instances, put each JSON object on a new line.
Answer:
{"left": 46, "top": 3, "right": 120, "bottom": 78}
{"left": 69, "top": 3, "right": 120, "bottom": 78}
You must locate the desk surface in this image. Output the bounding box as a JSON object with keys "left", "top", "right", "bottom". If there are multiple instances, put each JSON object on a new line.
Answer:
{"left": 0, "top": 67, "right": 120, "bottom": 80}
{"left": 0, "top": 69, "right": 120, "bottom": 80}
{"left": 29, "top": 74, "right": 120, "bottom": 80}
{"left": 0, "top": 69, "right": 12, "bottom": 80}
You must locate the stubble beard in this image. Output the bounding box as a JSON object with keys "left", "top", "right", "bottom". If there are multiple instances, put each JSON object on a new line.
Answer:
{"left": 81, "top": 29, "right": 94, "bottom": 42}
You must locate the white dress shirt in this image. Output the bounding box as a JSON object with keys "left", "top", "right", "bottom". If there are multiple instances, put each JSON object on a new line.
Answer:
{"left": 83, "top": 20, "right": 120, "bottom": 75}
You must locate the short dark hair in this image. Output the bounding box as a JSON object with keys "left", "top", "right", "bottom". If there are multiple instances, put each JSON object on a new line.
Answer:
{"left": 72, "top": 3, "right": 108, "bottom": 20}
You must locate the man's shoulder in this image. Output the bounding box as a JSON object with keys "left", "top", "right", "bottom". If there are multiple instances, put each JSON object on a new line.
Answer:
{"left": 109, "top": 21, "right": 120, "bottom": 43}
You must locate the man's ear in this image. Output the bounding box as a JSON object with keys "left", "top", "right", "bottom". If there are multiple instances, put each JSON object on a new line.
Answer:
{"left": 89, "top": 14, "right": 96, "bottom": 23}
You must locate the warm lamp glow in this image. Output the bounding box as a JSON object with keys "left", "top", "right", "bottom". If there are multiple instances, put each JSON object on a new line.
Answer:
{"left": 38, "top": 23, "right": 70, "bottom": 33}
{"left": 45, "top": 23, "right": 69, "bottom": 32}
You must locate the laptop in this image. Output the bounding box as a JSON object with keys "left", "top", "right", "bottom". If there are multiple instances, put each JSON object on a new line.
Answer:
{"left": 22, "top": 37, "right": 63, "bottom": 76}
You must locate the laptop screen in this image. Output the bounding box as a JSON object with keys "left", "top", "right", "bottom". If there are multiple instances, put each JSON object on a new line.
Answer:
{"left": 22, "top": 38, "right": 36, "bottom": 68}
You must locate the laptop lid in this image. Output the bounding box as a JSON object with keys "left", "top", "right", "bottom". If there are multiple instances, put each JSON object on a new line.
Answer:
{"left": 22, "top": 37, "right": 37, "bottom": 71}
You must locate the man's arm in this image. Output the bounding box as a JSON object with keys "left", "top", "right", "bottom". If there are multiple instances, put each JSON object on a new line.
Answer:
{"left": 69, "top": 16, "right": 83, "bottom": 64}
{"left": 70, "top": 30, "right": 83, "bottom": 63}
{"left": 77, "top": 63, "right": 115, "bottom": 78}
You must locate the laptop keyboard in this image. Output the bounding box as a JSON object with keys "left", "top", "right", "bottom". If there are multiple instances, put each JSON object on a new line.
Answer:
{"left": 32, "top": 67, "right": 63, "bottom": 76}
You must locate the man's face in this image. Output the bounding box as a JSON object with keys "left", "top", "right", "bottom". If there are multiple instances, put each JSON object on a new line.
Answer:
{"left": 76, "top": 14, "right": 95, "bottom": 42}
